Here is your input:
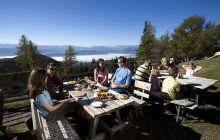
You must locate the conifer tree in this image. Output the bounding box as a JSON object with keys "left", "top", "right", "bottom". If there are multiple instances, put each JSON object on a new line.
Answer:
{"left": 16, "top": 35, "right": 40, "bottom": 70}
{"left": 136, "top": 21, "right": 156, "bottom": 65}
{"left": 63, "top": 45, "right": 77, "bottom": 74}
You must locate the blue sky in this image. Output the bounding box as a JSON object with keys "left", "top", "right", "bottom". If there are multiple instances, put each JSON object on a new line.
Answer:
{"left": 0, "top": 0, "right": 220, "bottom": 47}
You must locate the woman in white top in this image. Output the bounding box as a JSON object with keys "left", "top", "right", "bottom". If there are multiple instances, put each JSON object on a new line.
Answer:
{"left": 182, "top": 63, "right": 202, "bottom": 77}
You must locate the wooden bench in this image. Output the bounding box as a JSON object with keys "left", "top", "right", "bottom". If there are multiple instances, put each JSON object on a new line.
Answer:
{"left": 149, "top": 91, "right": 198, "bottom": 123}
{"left": 30, "top": 99, "right": 80, "bottom": 140}
{"left": 129, "top": 80, "right": 151, "bottom": 118}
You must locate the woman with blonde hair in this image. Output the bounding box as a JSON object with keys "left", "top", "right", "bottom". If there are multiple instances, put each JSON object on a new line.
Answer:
{"left": 28, "top": 68, "right": 75, "bottom": 121}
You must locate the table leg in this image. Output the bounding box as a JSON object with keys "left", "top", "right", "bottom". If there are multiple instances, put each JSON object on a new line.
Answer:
{"left": 195, "top": 94, "right": 199, "bottom": 105}
{"left": 115, "top": 110, "right": 121, "bottom": 124}
{"left": 89, "top": 117, "right": 99, "bottom": 139}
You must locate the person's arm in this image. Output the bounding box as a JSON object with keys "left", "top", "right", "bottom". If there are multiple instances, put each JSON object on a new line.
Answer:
{"left": 37, "top": 92, "right": 63, "bottom": 113}
{"left": 111, "top": 70, "right": 117, "bottom": 85}
{"left": 42, "top": 102, "right": 63, "bottom": 113}
{"left": 111, "top": 75, "right": 115, "bottom": 85}
{"left": 94, "top": 69, "right": 97, "bottom": 82}
{"left": 157, "top": 65, "right": 162, "bottom": 70}
{"left": 111, "top": 83, "right": 129, "bottom": 89}
{"left": 195, "top": 66, "right": 202, "bottom": 71}
{"left": 101, "top": 68, "right": 109, "bottom": 84}
{"left": 101, "top": 75, "right": 108, "bottom": 84}
{"left": 182, "top": 64, "right": 188, "bottom": 69}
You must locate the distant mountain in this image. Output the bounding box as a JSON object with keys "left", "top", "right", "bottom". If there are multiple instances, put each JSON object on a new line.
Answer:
{"left": 0, "top": 44, "right": 138, "bottom": 57}
{"left": 0, "top": 53, "right": 61, "bottom": 72}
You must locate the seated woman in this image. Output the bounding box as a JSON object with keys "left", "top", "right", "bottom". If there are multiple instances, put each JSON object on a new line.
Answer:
{"left": 158, "top": 57, "right": 171, "bottom": 73}
{"left": 182, "top": 63, "right": 202, "bottom": 77}
{"left": 94, "top": 58, "right": 109, "bottom": 86}
{"left": 149, "top": 67, "right": 160, "bottom": 91}
{"left": 28, "top": 68, "right": 76, "bottom": 121}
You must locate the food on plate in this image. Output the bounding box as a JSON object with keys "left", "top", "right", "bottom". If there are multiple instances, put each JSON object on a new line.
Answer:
{"left": 67, "top": 80, "right": 76, "bottom": 84}
{"left": 94, "top": 92, "right": 113, "bottom": 101}
{"left": 118, "top": 94, "right": 128, "bottom": 100}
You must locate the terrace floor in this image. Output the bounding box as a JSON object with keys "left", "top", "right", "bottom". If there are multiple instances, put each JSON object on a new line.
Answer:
{"left": 1, "top": 102, "right": 220, "bottom": 140}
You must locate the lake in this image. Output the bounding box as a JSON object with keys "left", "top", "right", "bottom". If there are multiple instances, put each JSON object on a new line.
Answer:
{"left": 0, "top": 53, "right": 135, "bottom": 62}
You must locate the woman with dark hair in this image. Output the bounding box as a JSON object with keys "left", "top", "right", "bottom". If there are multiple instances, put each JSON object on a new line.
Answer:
{"left": 28, "top": 68, "right": 75, "bottom": 121}
{"left": 94, "top": 58, "right": 108, "bottom": 86}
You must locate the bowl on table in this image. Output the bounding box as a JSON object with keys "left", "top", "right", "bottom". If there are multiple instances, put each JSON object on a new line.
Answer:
{"left": 117, "top": 94, "right": 128, "bottom": 100}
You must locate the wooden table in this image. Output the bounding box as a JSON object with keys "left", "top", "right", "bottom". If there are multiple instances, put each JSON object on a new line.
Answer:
{"left": 69, "top": 90, "right": 134, "bottom": 140}
{"left": 158, "top": 75, "right": 218, "bottom": 104}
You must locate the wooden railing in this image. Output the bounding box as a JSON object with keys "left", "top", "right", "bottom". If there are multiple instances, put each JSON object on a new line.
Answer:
{"left": 0, "top": 60, "right": 160, "bottom": 103}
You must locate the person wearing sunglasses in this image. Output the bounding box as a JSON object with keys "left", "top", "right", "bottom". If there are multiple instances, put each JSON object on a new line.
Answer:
{"left": 28, "top": 68, "right": 76, "bottom": 121}
{"left": 45, "top": 63, "right": 64, "bottom": 100}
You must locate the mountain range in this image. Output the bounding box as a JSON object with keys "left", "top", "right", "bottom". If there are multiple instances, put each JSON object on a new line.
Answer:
{"left": 0, "top": 44, "right": 138, "bottom": 57}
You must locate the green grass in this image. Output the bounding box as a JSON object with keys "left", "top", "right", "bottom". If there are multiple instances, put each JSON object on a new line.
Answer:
{"left": 3, "top": 99, "right": 30, "bottom": 110}
{"left": 179, "top": 57, "right": 220, "bottom": 92}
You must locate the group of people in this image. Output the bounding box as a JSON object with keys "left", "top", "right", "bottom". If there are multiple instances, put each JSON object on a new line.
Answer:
{"left": 28, "top": 63, "right": 76, "bottom": 121}
{"left": 94, "top": 56, "right": 132, "bottom": 93}
{"left": 29, "top": 56, "right": 132, "bottom": 121}
{"left": 134, "top": 57, "right": 202, "bottom": 100}
{"left": 28, "top": 55, "right": 202, "bottom": 121}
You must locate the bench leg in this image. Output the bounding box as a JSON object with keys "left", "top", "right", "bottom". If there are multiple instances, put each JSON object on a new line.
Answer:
{"left": 195, "top": 94, "right": 199, "bottom": 105}
{"left": 176, "top": 105, "right": 181, "bottom": 123}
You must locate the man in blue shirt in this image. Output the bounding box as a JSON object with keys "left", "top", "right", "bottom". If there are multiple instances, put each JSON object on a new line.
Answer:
{"left": 110, "top": 56, "right": 132, "bottom": 93}
{"left": 99, "top": 56, "right": 132, "bottom": 93}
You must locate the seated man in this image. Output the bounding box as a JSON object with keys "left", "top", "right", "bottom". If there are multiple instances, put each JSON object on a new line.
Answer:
{"left": 100, "top": 56, "right": 132, "bottom": 93}
{"left": 45, "top": 63, "right": 64, "bottom": 100}
{"left": 161, "top": 67, "right": 182, "bottom": 100}
{"left": 134, "top": 58, "right": 151, "bottom": 82}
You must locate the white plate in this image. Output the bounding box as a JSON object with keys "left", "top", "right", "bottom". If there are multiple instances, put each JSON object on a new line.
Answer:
{"left": 63, "top": 82, "right": 68, "bottom": 85}
{"left": 90, "top": 101, "right": 103, "bottom": 108}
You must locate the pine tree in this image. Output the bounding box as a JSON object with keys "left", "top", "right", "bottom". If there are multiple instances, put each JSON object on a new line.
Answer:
{"left": 63, "top": 45, "right": 77, "bottom": 74}
{"left": 136, "top": 21, "right": 156, "bottom": 65}
{"left": 158, "top": 32, "right": 170, "bottom": 56}
{"left": 16, "top": 35, "right": 40, "bottom": 70}
{"left": 89, "top": 58, "right": 96, "bottom": 72}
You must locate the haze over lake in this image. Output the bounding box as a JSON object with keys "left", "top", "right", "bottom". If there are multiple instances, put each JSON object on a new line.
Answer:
{"left": 53, "top": 53, "right": 135, "bottom": 62}
{"left": 0, "top": 44, "right": 136, "bottom": 62}
{"left": 0, "top": 53, "right": 135, "bottom": 62}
